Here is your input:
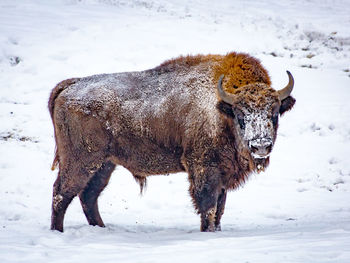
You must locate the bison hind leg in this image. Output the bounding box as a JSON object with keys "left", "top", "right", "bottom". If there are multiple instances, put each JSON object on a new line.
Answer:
{"left": 51, "top": 176, "right": 75, "bottom": 232}
{"left": 133, "top": 175, "right": 147, "bottom": 195}
{"left": 51, "top": 167, "right": 90, "bottom": 232}
{"left": 79, "top": 161, "right": 116, "bottom": 227}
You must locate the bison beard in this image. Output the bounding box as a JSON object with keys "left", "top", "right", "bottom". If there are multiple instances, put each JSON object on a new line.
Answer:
{"left": 49, "top": 52, "right": 295, "bottom": 232}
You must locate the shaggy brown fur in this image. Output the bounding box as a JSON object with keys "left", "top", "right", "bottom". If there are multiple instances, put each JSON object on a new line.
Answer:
{"left": 155, "top": 52, "right": 271, "bottom": 93}
{"left": 49, "top": 52, "right": 295, "bottom": 232}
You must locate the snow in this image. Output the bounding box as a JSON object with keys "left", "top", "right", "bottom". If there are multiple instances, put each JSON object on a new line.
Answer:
{"left": 1, "top": 0, "right": 350, "bottom": 262}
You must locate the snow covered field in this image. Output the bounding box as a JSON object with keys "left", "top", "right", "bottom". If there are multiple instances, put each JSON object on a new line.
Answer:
{"left": 1, "top": 0, "right": 350, "bottom": 262}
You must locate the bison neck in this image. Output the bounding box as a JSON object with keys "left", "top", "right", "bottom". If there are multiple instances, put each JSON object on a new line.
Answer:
{"left": 216, "top": 122, "right": 260, "bottom": 190}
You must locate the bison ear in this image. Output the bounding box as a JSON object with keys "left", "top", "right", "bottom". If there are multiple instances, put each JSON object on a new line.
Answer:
{"left": 279, "top": 96, "right": 296, "bottom": 116}
{"left": 217, "top": 101, "right": 235, "bottom": 118}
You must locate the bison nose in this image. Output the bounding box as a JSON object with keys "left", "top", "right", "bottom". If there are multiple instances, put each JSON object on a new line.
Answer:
{"left": 249, "top": 138, "right": 273, "bottom": 158}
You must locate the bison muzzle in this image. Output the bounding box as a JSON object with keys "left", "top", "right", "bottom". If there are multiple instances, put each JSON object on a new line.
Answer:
{"left": 49, "top": 52, "right": 295, "bottom": 232}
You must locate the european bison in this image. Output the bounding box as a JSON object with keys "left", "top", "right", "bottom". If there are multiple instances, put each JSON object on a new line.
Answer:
{"left": 49, "top": 52, "right": 295, "bottom": 232}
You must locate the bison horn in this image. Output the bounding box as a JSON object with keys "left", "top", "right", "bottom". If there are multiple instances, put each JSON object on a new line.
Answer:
{"left": 278, "top": 71, "right": 294, "bottom": 100}
{"left": 217, "top": 74, "right": 234, "bottom": 105}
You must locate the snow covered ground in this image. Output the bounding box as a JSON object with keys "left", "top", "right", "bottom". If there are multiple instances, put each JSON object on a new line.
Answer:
{"left": 1, "top": 0, "right": 350, "bottom": 262}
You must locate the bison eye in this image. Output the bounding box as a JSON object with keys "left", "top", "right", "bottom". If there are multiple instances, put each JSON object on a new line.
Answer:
{"left": 237, "top": 115, "right": 245, "bottom": 130}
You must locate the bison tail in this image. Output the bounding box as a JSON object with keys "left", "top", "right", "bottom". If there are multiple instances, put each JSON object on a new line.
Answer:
{"left": 48, "top": 78, "right": 79, "bottom": 119}
{"left": 48, "top": 78, "right": 80, "bottom": 171}
{"left": 134, "top": 175, "right": 147, "bottom": 195}
{"left": 51, "top": 150, "right": 59, "bottom": 171}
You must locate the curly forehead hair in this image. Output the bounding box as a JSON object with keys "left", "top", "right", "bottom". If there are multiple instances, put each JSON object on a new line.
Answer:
{"left": 230, "top": 83, "right": 279, "bottom": 110}
{"left": 213, "top": 52, "right": 271, "bottom": 94}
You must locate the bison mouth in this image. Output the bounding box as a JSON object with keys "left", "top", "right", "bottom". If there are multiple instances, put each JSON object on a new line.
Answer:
{"left": 247, "top": 138, "right": 272, "bottom": 172}
{"left": 253, "top": 156, "right": 270, "bottom": 173}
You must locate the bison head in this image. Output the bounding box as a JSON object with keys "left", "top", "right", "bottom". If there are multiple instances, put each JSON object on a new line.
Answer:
{"left": 217, "top": 71, "right": 295, "bottom": 172}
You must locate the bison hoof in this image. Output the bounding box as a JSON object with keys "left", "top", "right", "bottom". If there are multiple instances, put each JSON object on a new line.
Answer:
{"left": 50, "top": 226, "right": 64, "bottom": 232}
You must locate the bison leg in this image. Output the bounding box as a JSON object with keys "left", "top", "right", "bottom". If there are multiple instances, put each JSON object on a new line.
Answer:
{"left": 51, "top": 174, "right": 73, "bottom": 232}
{"left": 51, "top": 168, "right": 90, "bottom": 232}
{"left": 214, "top": 189, "right": 227, "bottom": 231}
{"left": 79, "top": 161, "right": 115, "bottom": 227}
{"left": 188, "top": 168, "right": 221, "bottom": 232}
{"left": 200, "top": 206, "right": 217, "bottom": 232}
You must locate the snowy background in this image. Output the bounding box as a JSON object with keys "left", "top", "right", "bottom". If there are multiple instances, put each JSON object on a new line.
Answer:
{"left": 1, "top": 0, "right": 350, "bottom": 262}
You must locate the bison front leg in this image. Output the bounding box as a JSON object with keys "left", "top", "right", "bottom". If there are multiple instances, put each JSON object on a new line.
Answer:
{"left": 214, "top": 189, "right": 227, "bottom": 231}
{"left": 188, "top": 167, "right": 222, "bottom": 232}
{"left": 200, "top": 205, "right": 217, "bottom": 232}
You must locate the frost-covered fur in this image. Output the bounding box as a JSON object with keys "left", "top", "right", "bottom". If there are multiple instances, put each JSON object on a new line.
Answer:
{"left": 49, "top": 52, "right": 295, "bottom": 232}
